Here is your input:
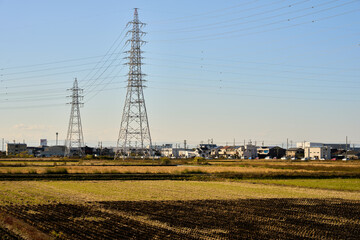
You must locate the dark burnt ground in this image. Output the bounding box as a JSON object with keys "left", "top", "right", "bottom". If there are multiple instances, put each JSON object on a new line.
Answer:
{"left": 1, "top": 199, "right": 360, "bottom": 239}
{"left": 0, "top": 226, "right": 23, "bottom": 240}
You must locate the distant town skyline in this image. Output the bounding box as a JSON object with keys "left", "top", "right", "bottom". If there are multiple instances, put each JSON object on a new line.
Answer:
{"left": 0, "top": 0, "right": 359, "bottom": 148}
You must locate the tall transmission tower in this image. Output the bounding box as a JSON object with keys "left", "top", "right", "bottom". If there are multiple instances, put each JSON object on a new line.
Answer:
{"left": 115, "top": 8, "right": 152, "bottom": 159}
{"left": 65, "top": 78, "right": 85, "bottom": 157}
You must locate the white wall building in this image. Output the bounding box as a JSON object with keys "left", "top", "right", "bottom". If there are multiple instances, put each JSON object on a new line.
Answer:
{"left": 296, "top": 142, "right": 323, "bottom": 149}
{"left": 237, "top": 144, "right": 258, "bottom": 159}
{"left": 304, "top": 146, "right": 331, "bottom": 160}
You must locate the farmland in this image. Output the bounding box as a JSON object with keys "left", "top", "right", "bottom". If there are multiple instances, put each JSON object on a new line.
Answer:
{"left": 0, "top": 158, "right": 360, "bottom": 179}
{"left": 0, "top": 198, "right": 359, "bottom": 239}
{"left": 0, "top": 159, "right": 359, "bottom": 239}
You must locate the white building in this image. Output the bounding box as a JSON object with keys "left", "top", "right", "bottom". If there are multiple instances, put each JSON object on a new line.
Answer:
{"left": 304, "top": 146, "right": 331, "bottom": 160}
{"left": 178, "top": 149, "right": 196, "bottom": 158}
{"left": 195, "top": 144, "right": 217, "bottom": 158}
{"left": 296, "top": 142, "right": 323, "bottom": 149}
{"left": 237, "top": 144, "right": 258, "bottom": 159}
{"left": 161, "top": 147, "right": 178, "bottom": 158}
{"left": 160, "top": 147, "right": 195, "bottom": 158}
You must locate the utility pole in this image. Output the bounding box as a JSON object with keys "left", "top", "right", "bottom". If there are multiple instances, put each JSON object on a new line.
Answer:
{"left": 65, "top": 78, "right": 85, "bottom": 157}
{"left": 345, "top": 136, "right": 348, "bottom": 160}
{"left": 56, "top": 132, "right": 58, "bottom": 146}
{"left": 287, "top": 138, "right": 288, "bottom": 150}
{"left": 115, "top": 8, "right": 152, "bottom": 160}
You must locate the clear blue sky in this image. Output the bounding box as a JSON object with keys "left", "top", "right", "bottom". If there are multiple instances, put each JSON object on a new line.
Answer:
{"left": 0, "top": 0, "right": 359, "bottom": 148}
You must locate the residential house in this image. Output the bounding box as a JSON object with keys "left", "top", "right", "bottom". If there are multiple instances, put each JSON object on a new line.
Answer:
{"left": 286, "top": 148, "right": 304, "bottom": 159}
{"left": 304, "top": 146, "right": 331, "bottom": 160}
{"left": 195, "top": 144, "right": 217, "bottom": 158}
{"left": 258, "top": 146, "right": 286, "bottom": 159}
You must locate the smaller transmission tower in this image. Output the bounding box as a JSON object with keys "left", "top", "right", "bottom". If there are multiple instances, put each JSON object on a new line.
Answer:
{"left": 65, "top": 78, "right": 85, "bottom": 157}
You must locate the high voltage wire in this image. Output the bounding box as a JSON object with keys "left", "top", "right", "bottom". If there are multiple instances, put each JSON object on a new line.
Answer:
{"left": 148, "top": 74, "right": 360, "bottom": 90}
{"left": 0, "top": 63, "right": 124, "bottom": 82}
{"left": 1, "top": 44, "right": 358, "bottom": 102}
{"left": 147, "top": 63, "right": 360, "bottom": 84}
{"left": 175, "top": 0, "right": 337, "bottom": 33}
{"left": 174, "top": 8, "right": 360, "bottom": 42}
{"left": 146, "top": 50, "right": 360, "bottom": 72}
{"left": 153, "top": 0, "right": 312, "bottom": 33}
{"left": 0, "top": 57, "right": 124, "bottom": 76}
{"left": 0, "top": 53, "right": 124, "bottom": 70}
{"left": 0, "top": 80, "right": 125, "bottom": 96}
{"left": 148, "top": 78, "right": 359, "bottom": 96}
{"left": 0, "top": 2, "right": 358, "bottom": 108}
{"left": 151, "top": 2, "right": 360, "bottom": 42}
{"left": 150, "top": 0, "right": 263, "bottom": 24}
{"left": 147, "top": 86, "right": 360, "bottom": 103}
{"left": 79, "top": 26, "right": 128, "bottom": 89}
{"left": 1, "top": 74, "right": 127, "bottom": 90}
{"left": 2, "top": 50, "right": 359, "bottom": 102}
{"left": 147, "top": 57, "right": 360, "bottom": 79}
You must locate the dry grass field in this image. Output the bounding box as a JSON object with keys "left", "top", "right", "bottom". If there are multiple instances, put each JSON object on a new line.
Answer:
{"left": 0, "top": 159, "right": 360, "bottom": 239}
{"left": 0, "top": 180, "right": 359, "bottom": 239}
{"left": 1, "top": 158, "right": 359, "bottom": 176}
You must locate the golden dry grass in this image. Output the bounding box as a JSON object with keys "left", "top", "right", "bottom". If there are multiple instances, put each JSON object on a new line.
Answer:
{"left": 0, "top": 180, "right": 359, "bottom": 206}
{"left": 0, "top": 165, "right": 313, "bottom": 174}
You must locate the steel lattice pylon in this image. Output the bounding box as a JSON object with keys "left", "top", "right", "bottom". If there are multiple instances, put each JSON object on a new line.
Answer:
{"left": 65, "top": 78, "right": 85, "bottom": 157}
{"left": 115, "top": 9, "right": 152, "bottom": 159}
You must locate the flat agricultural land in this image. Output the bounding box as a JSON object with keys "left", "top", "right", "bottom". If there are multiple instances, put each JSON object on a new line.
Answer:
{"left": 0, "top": 159, "right": 360, "bottom": 178}
{"left": 246, "top": 178, "right": 360, "bottom": 191}
{"left": 0, "top": 159, "right": 360, "bottom": 239}
{"left": 1, "top": 198, "right": 359, "bottom": 239}
{"left": 0, "top": 180, "right": 359, "bottom": 239}
{"left": 1, "top": 180, "right": 360, "bottom": 205}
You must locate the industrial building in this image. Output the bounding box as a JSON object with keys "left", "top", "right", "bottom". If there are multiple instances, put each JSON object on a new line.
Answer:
{"left": 6, "top": 143, "right": 27, "bottom": 156}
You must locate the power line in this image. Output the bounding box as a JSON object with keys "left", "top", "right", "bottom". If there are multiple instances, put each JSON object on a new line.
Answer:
{"left": 0, "top": 58, "right": 123, "bottom": 76}
{"left": 0, "top": 52, "right": 123, "bottom": 71}
{"left": 151, "top": 0, "right": 263, "bottom": 24}
{"left": 153, "top": 0, "right": 312, "bottom": 33}
{"left": 152, "top": 2, "right": 360, "bottom": 42}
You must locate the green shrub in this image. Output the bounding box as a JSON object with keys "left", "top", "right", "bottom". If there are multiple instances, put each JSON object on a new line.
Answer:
{"left": 192, "top": 157, "right": 209, "bottom": 165}
{"left": 181, "top": 169, "right": 205, "bottom": 174}
{"left": 84, "top": 154, "right": 94, "bottom": 160}
{"left": 28, "top": 169, "right": 37, "bottom": 174}
{"left": 160, "top": 157, "right": 171, "bottom": 165}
